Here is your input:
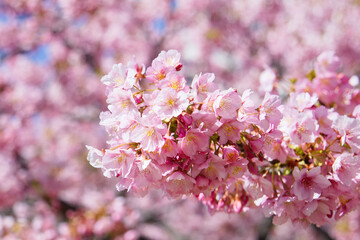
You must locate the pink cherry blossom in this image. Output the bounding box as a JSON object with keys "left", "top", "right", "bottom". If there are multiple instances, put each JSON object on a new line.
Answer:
{"left": 292, "top": 167, "right": 331, "bottom": 201}
{"left": 332, "top": 115, "right": 360, "bottom": 152}
{"left": 198, "top": 153, "right": 227, "bottom": 181}
{"left": 243, "top": 174, "right": 274, "bottom": 201}
{"left": 213, "top": 88, "right": 242, "bottom": 120}
{"left": 180, "top": 129, "right": 209, "bottom": 157}
{"left": 288, "top": 92, "right": 318, "bottom": 112}
{"left": 332, "top": 153, "right": 360, "bottom": 186}
{"left": 165, "top": 172, "right": 195, "bottom": 198}
{"left": 191, "top": 73, "right": 218, "bottom": 102}
{"left": 226, "top": 158, "right": 248, "bottom": 179}
{"left": 256, "top": 130, "right": 287, "bottom": 162}
{"left": 158, "top": 71, "right": 188, "bottom": 92}
{"left": 259, "top": 68, "right": 277, "bottom": 93}
{"left": 130, "top": 115, "right": 167, "bottom": 152}
{"left": 156, "top": 50, "right": 181, "bottom": 68}
{"left": 145, "top": 60, "right": 171, "bottom": 82}
{"left": 7, "top": 1, "right": 360, "bottom": 238}
{"left": 145, "top": 50, "right": 181, "bottom": 83}
{"left": 237, "top": 89, "right": 259, "bottom": 124}
{"left": 86, "top": 145, "right": 104, "bottom": 169}
{"left": 217, "top": 121, "right": 244, "bottom": 145}
{"left": 107, "top": 88, "right": 138, "bottom": 115}
{"left": 152, "top": 87, "right": 189, "bottom": 119}
{"left": 287, "top": 111, "right": 319, "bottom": 145}
{"left": 258, "top": 93, "right": 282, "bottom": 129}
{"left": 222, "top": 146, "right": 240, "bottom": 163}
{"left": 352, "top": 105, "right": 360, "bottom": 118}
{"left": 315, "top": 51, "right": 340, "bottom": 77}
{"left": 88, "top": 49, "right": 360, "bottom": 228}
{"left": 159, "top": 138, "right": 179, "bottom": 159}
{"left": 102, "top": 148, "right": 136, "bottom": 178}
{"left": 191, "top": 110, "right": 219, "bottom": 135}
{"left": 101, "top": 63, "right": 137, "bottom": 89}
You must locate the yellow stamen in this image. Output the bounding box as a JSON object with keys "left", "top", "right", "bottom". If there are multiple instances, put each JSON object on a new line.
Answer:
{"left": 146, "top": 128, "right": 154, "bottom": 137}
{"left": 120, "top": 100, "right": 128, "bottom": 108}
{"left": 167, "top": 98, "right": 175, "bottom": 106}
{"left": 155, "top": 71, "right": 165, "bottom": 80}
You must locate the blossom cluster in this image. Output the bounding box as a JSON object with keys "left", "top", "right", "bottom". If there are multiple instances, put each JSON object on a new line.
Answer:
{"left": 3, "top": 0, "right": 360, "bottom": 238}
{"left": 88, "top": 50, "right": 360, "bottom": 226}
{"left": 0, "top": 197, "right": 158, "bottom": 240}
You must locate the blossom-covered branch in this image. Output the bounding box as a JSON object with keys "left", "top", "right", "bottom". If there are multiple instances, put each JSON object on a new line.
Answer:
{"left": 88, "top": 50, "right": 360, "bottom": 227}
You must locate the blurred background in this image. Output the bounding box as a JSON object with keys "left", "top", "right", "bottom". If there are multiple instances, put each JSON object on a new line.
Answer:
{"left": 1, "top": 0, "right": 360, "bottom": 239}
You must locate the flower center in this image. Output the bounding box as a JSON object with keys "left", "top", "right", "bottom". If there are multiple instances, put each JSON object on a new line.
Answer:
{"left": 301, "top": 177, "right": 312, "bottom": 188}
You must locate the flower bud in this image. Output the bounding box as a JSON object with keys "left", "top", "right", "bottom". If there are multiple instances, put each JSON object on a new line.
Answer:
{"left": 175, "top": 63, "right": 183, "bottom": 71}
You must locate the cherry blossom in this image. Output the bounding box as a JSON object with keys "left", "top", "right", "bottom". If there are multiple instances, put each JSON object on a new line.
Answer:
{"left": 292, "top": 167, "right": 331, "bottom": 201}
{"left": 332, "top": 153, "right": 360, "bottom": 187}
{"left": 88, "top": 49, "right": 360, "bottom": 229}
{"left": 4, "top": 1, "right": 360, "bottom": 238}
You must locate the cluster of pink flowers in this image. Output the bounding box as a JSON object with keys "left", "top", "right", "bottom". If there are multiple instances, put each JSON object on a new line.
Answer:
{"left": 3, "top": 0, "right": 360, "bottom": 238}
{"left": 88, "top": 49, "right": 360, "bottom": 226}
{"left": 0, "top": 197, "right": 156, "bottom": 240}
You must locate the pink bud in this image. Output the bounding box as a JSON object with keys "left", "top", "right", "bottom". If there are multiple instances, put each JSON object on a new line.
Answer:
{"left": 179, "top": 113, "right": 193, "bottom": 126}
{"left": 176, "top": 124, "right": 186, "bottom": 138}
{"left": 133, "top": 93, "right": 143, "bottom": 104}
{"left": 175, "top": 62, "right": 183, "bottom": 71}
{"left": 217, "top": 198, "right": 225, "bottom": 209}
{"left": 247, "top": 161, "right": 257, "bottom": 175}
{"left": 233, "top": 197, "right": 242, "bottom": 213}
